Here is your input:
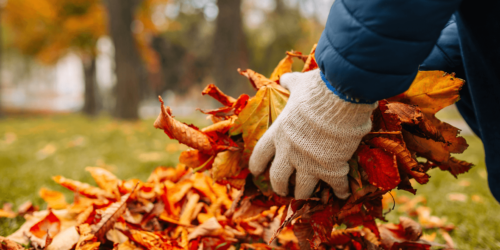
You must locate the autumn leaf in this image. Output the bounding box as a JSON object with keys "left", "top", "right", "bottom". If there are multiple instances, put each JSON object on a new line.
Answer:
{"left": 201, "top": 119, "right": 235, "bottom": 134}
{"left": 356, "top": 145, "right": 401, "bottom": 190}
{"left": 437, "top": 157, "right": 474, "bottom": 178}
{"left": 388, "top": 71, "right": 464, "bottom": 115}
{"left": 212, "top": 150, "right": 246, "bottom": 184}
{"left": 269, "top": 54, "right": 294, "bottom": 82}
{"left": 302, "top": 44, "right": 318, "bottom": 72}
{"left": 29, "top": 209, "right": 61, "bottom": 239}
{"left": 39, "top": 188, "right": 68, "bottom": 209}
{"left": 0, "top": 236, "right": 24, "bottom": 250}
{"left": 179, "top": 149, "right": 214, "bottom": 172}
{"left": 238, "top": 69, "right": 275, "bottom": 90}
{"left": 378, "top": 217, "right": 435, "bottom": 250}
{"left": 368, "top": 137, "right": 429, "bottom": 185}
{"left": 85, "top": 167, "right": 121, "bottom": 199}
{"left": 197, "top": 106, "right": 235, "bottom": 117}
{"left": 91, "top": 188, "right": 135, "bottom": 241}
{"left": 202, "top": 84, "right": 236, "bottom": 106}
{"left": 154, "top": 96, "right": 214, "bottom": 155}
{"left": 385, "top": 102, "right": 444, "bottom": 143}
{"left": 230, "top": 82, "right": 289, "bottom": 161}
{"left": 52, "top": 176, "right": 115, "bottom": 200}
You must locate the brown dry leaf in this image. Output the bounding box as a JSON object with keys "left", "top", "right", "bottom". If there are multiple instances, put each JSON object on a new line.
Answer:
{"left": 238, "top": 69, "right": 275, "bottom": 90}
{"left": 302, "top": 44, "right": 318, "bottom": 72}
{"left": 372, "top": 100, "right": 402, "bottom": 133}
{"left": 438, "top": 157, "right": 473, "bottom": 177}
{"left": 368, "top": 137, "right": 429, "bottom": 184}
{"left": 52, "top": 176, "right": 114, "bottom": 200}
{"left": 230, "top": 82, "right": 289, "bottom": 161}
{"left": 39, "top": 187, "right": 68, "bottom": 209}
{"left": 202, "top": 84, "right": 236, "bottom": 106}
{"left": 269, "top": 54, "right": 294, "bottom": 82}
{"left": 385, "top": 102, "right": 444, "bottom": 142}
{"left": 379, "top": 217, "right": 430, "bottom": 250}
{"left": 154, "top": 96, "right": 214, "bottom": 155}
{"left": 92, "top": 189, "right": 134, "bottom": 241}
{"left": 388, "top": 71, "right": 464, "bottom": 115}
{"left": 0, "top": 236, "right": 24, "bottom": 250}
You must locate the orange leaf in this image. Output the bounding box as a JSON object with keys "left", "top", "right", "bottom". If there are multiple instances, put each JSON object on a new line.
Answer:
{"left": 388, "top": 71, "right": 464, "bottom": 116}
{"left": 179, "top": 193, "right": 200, "bottom": 225}
{"left": 179, "top": 150, "right": 214, "bottom": 171}
{"left": 201, "top": 119, "right": 234, "bottom": 134}
{"left": 269, "top": 54, "right": 294, "bottom": 82}
{"left": 202, "top": 84, "right": 236, "bottom": 106}
{"left": 154, "top": 96, "right": 214, "bottom": 155}
{"left": 302, "top": 44, "right": 318, "bottom": 72}
{"left": 367, "top": 137, "right": 429, "bottom": 185}
{"left": 197, "top": 106, "right": 235, "bottom": 117}
{"left": 356, "top": 145, "right": 401, "bottom": 190}
{"left": 238, "top": 69, "right": 275, "bottom": 90}
{"left": 233, "top": 94, "right": 250, "bottom": 115}
{"left": 52, "top": 176, "right": 114, "bottom": 200}
{"left": 370, "top": 100, "right": 403, "bottom": 143}
{"left": 92, "top": 188, "right": 135, "bottom": 241}
{"left": 39, "top": 188, "right": 68, "bottom": 209}
{"left": 29, "top": 209, "right": 61, "bottom": 239}
{"left": 85, "top": 167, "right": 121, "bottom": 199}
{"left": 230, "top": 82, "right": 289, "bottom": 162}
{"left": 212, "top": 150, "right": 246, "bottom": 184}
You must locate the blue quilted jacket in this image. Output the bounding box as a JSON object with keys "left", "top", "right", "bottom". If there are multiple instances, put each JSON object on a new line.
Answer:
{"left": 316, "top": 0, "right": 500, "bottom": 202}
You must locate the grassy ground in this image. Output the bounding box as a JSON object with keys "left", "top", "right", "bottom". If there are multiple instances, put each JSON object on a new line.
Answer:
{"left": 0, "top": 114, "right": 499, "bottom": 249}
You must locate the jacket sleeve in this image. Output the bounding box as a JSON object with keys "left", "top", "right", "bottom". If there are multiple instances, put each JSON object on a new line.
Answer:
{"left": 420, "top": 17, "right": 463, "bottom": 76}
{"left": 316, "top": 0, "right": 462, "bottom": 101}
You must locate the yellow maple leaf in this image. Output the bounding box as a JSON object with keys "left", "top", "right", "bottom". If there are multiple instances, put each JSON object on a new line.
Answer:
{"left": 230, "top": 82, "right": 289, "bottom": 161}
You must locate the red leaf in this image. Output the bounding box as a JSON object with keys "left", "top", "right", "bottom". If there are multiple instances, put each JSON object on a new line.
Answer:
{"left": 356, "top": 145, "right": 401, "bottom": 190}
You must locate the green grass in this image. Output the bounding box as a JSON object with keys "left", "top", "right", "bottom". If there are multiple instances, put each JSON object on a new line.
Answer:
{"left": 0, "top": 114, "right": 499, "bottom": 249}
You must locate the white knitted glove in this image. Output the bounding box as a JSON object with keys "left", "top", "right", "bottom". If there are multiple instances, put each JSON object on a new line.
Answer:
{"left": 249, "top": 69, "right": 377, "bottom": 199}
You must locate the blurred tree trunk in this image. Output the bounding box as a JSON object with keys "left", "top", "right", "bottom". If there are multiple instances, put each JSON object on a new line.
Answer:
{"left": 107, "top": 0, "right": 141, "bottom": 120}
{"left": 82, "top": 57, "right": 98, "bottom": 116}
{"left": 213, "top": 0, "right": 249, "bottom": 96}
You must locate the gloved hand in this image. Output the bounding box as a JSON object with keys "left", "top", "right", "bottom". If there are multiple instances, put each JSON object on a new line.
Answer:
{"left": 249, "top": 69, "right": 377, "bottom": 199}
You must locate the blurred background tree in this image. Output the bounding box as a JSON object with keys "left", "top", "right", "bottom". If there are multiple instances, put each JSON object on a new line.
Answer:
{"left": 0, "top": 0, "right": 333, "bottom": 119}
{"left": 3, "top": 0, "right": 106, "bottom": 116}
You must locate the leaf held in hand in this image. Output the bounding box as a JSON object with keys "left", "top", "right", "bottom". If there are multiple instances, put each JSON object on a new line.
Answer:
{"left": 356, "top": 145, "right": 400, "bottom": 190}
{"left": 154, "top": 96, "right": 214, "bottom": 155}
{"left": 229, "top": 82, "right": 289, "bottom": 161}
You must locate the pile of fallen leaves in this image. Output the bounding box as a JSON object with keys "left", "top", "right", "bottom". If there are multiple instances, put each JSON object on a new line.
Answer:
{"left": 1, "top": 44, "right": 471, "bottom": 250}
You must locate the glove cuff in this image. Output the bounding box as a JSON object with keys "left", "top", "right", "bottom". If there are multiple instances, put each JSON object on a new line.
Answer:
{"left": 320, "top": 71, "right": 377, "bottom": 104}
